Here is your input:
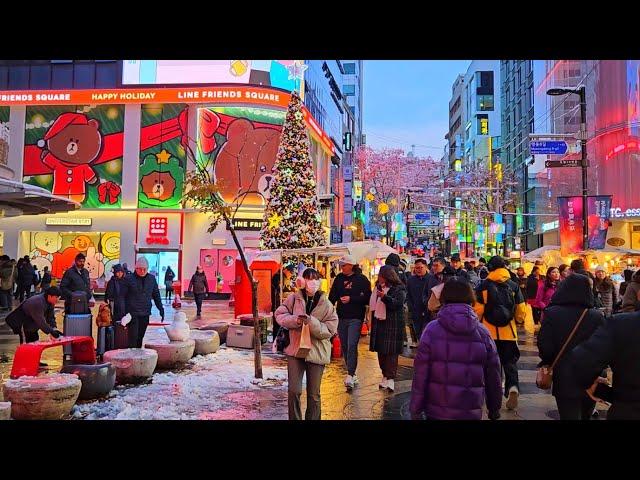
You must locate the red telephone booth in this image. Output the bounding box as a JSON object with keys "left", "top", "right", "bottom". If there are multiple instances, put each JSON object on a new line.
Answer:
{"left": 250, "top": 259, "right": 280, "bottom": 314}
{"left": 234, "top": 258, "right": 252, "bottom": 317}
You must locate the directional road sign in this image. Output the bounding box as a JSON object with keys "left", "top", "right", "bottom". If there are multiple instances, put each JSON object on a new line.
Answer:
{"left": 545, "top": 159, "right": 582, "bottom": 168}
{"left": 530, "top": 140, "right": 569, "bottom": 155}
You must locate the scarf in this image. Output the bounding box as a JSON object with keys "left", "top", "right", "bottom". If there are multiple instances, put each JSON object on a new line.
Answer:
{"left": 369, "top": 286, "right": 390, "bottom": 320}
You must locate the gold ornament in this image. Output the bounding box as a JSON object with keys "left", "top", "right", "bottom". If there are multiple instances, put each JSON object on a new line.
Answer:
{"left": 378, "top": 203, "right": 389, "bottom": 215}
{"left": 268, "top": 212, "right": 283, "bottom": 229}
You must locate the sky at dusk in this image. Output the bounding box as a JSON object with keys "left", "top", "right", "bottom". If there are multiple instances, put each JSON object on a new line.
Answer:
{"left": 363, "top": 60, "right": 471, "bottom": 158}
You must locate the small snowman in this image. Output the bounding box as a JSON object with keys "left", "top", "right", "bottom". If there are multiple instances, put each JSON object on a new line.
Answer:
{"left": 165, "top": 310, "right": 190, "bottom": 342}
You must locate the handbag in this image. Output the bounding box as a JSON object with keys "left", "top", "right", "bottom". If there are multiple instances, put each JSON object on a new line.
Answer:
{"left": 274, "top": 327, "right": 290, "bottom": 353}
{"left": 536, "top": 308, "right": 588, "bottom": 390}
{"left": 295, "top": 323, "right": 312, "bottom": 358}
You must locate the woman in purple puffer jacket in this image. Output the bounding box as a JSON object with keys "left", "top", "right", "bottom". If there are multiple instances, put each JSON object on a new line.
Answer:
{"left": 410, "top": 278, "right": 503, "bottom": 420}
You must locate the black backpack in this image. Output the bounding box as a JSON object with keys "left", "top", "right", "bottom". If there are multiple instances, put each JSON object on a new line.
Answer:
{"left": 484, "top": 280, "right": 516, "bottom": 327}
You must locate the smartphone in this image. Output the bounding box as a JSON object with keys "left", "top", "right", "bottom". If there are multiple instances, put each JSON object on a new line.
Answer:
{"left": 594, "top": 382, "right": 613, "bottom": 404}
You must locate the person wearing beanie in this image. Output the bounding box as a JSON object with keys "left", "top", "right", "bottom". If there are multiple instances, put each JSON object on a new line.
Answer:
{"left": 125, "top": 257, "right": 165, "bottom": 348}
{"left": 474, "top": 255, "right": 527, "bottom": 410}
{"left": 449, "top": 253, "right": 470, "bottom": 283}
{"left": 105, "top": 263, "right": 129, "bottom": 325}
{"left": 59, "top": 252, "right": 92, "bottom": 313}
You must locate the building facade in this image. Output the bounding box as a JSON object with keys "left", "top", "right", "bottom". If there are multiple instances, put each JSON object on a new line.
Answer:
{"left": 0, "top": 60, "right": 336, "bottom": 293}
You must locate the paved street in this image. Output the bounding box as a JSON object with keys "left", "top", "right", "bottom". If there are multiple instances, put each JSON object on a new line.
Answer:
{"left": 0, "top": 298, "right": 610, "bottom": 420}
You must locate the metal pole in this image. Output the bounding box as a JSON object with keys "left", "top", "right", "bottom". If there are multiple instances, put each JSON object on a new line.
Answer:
{"left": 579, "top": 86, "right": 588, "bottom": 251}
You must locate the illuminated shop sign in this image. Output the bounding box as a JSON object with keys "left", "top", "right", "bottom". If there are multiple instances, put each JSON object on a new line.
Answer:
{"left": 610, "top": 207, "right": 640, "bottom": 218}
{"left": 45, "top": 217, "right": 92, "bottom": 226}
{"left": 541, "top": 220, "right": 559, "bottom": 232}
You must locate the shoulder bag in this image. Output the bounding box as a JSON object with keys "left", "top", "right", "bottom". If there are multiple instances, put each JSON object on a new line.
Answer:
{"left": 536, "top": 308, "right": 588, "bottom": 390}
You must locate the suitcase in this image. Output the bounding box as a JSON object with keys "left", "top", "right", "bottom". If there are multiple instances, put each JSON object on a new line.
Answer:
{"left": 97, "top": 326, "right": 114, "bottom": 356}
{"left": 63, "top": 313, "right": 93, "bottom": 355}
{"left": 226, "top": 324, "right": 255, "bottom": 349}
{"left": 68, "top": 291, "right": 90, "bottom": 314}
{"left": 114, "top": 321, "right": 130, "bottom": 349}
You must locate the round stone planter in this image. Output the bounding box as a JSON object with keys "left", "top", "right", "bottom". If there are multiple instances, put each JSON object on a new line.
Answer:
{"left": 3, "top": 373, "right": 81, "bottom": 420}
{"left": 198, "top": 321, "right": 229, "bottom": 344}
{"left": 0, "top": 402, "right": 11, "bottom": 420}
{"left": 103, "top": 349, "right": 158, "bottom": 385}
{"left": 189, "top": 330, "right": 220, "bottom": 356}
{"left": 144, "top": 339, "right": 195, "bottom": 369}
{"left": 60, "top": 363, "right": 116, "bottom": 400}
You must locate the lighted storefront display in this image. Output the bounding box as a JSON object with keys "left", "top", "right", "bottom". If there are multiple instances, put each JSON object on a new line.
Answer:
{"left": 0, "top": 107, "right": 9, "bottom": 167}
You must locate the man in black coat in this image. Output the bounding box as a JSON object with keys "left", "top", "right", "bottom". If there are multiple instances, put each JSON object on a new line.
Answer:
{"left": 16, "top": 257, "right": 36, "bottom": 302}
{"left": 406, "top": 258, "right": 429, "bottom": 341}
{"left": 569, "top": 310, "right": 640, "bottom": 420}
{"left": 59, "top": 253, "right": 93, "bottom": 313}
{"left": 125, "top": 257, "right": 165, "bottom": 348}
{"left": 449, "top": 253, "right": 470, "bottom": 282}
{"left": 105, "top": 264, "right": 129, "bottom": 324}
{"left": 6, "top": 287, "right": 63, "bottom": 348}
{"left": 328, "top": 255, "right": 372, "bottom": 390}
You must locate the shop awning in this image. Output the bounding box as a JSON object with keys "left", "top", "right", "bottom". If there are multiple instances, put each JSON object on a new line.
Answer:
{"left": 0, "top": 178, "right": 80, "bottom": 217}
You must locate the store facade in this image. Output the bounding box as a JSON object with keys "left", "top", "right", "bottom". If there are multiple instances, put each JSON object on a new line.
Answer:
{"left": 0, "top": 85, "right": 335, "bottom": 293}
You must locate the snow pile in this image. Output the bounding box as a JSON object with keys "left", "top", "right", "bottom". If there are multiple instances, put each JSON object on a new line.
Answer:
{"left": 72, "top": 347, "right": 289, "bottom": 420}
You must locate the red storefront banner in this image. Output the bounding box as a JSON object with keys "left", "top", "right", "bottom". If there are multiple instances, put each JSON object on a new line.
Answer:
{"left": 587, "top": 195, "right": 612, "bottom": 250}
{"left": 558, "top": 196, "right": 584, "bottom": 256}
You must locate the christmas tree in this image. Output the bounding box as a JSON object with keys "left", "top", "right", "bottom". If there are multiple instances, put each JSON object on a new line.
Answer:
{"left": 261, "top": 91, "right": 326, "bottom": 249}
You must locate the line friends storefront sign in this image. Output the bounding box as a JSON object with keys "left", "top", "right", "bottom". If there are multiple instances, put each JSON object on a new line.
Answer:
{"left": 0, "top": 86, "right": 289, "bottom": 108}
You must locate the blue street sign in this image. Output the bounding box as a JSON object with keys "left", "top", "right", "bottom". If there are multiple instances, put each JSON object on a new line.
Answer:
{"left": 414, "top": 213, "right": 430, "bottom": 221}
{"left": 530, "top": 140, "right": 568, "bottom": 155}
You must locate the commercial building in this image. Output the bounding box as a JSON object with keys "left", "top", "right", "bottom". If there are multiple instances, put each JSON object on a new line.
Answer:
{"left": 0, "top": 60, "right": 335, "bottom": 293}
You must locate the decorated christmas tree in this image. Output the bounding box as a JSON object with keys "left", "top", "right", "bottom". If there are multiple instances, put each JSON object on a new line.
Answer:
{"left": 261, "top": 91, "right": 326, "bottom": 249}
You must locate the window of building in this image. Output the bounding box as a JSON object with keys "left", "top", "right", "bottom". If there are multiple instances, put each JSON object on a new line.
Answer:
{"left": 343, "top": 63, "right": 356, "bottom": 75}
{"left": 96, "top": 62, "right": 117, "bottom": 87}
{"left": 73, "top": 63, "right": 95, "bottom": 89}
{"left": 477, "top": 71, "right": 494, "bottom": 95}
{"left": 52, "top": 63, "right": 73, "bottom": 88}
{"left": 30, "top": 64, "right": 51, "bottom": 89}
{"left": 0, "top": 66, "right": 8, "bottom": 90}
{"left": 477, "top": 94, "right": 494, "bottom": 111}
{"left": 343, "top": 84, "right": 356, "bottom": 96}
{"left": 8, "top": 66, "right": 29, "bottom": 89}
{"left": 477, "top": 114, "right": 489, "bottom": 135}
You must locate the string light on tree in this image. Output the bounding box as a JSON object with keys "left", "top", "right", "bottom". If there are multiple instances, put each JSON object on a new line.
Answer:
{"left": 260, "top": 90, "right": 326, "bottom": 249}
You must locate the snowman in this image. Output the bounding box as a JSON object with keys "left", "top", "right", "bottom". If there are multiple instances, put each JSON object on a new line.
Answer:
{"left": 165, "top": 310, "right": 190, "bottom": 342}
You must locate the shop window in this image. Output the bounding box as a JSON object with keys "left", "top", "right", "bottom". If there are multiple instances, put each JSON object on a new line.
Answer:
{"left": 343, "top": 63, "right": 356, "bottom": 74}
{"left": 343, "top": 84, "right": 356, "bottom": 96}
{"left": 477, "top": 94, "right": 494, "bottom": 111}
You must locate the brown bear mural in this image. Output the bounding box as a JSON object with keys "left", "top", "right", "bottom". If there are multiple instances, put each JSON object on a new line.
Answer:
{"left": 214, "top": 118, "right": 281, "bottom": 204}
{"left": 140, "top": 170, "right": 177, "bottom": 202}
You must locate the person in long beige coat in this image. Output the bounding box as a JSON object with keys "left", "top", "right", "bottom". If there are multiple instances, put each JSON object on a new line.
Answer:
{"left": 275, "top": 268, "right": 338, "bottom": 420}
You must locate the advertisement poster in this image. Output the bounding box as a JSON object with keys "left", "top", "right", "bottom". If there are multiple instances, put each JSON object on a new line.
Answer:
{"left": 22, "top": 105, "right": 125, "bottom": 208}
{"left": 138, "top": 104, "right": 189, "bottom": 209}
{"left": 558, "top": 196, "right": 584, "bottom": 256}
{"left": 196, "top": 106, "right": 285, "bottom": 206}
{"left": 0, "top": 106, "right": 9, "bottom": 166}
{"left": 587, "top": 195, "right": 612, "bottom": 249}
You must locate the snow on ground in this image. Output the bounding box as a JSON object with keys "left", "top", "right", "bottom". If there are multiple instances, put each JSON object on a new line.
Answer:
{"left": 72, "top": 347, "right": 289, "bottom": 420}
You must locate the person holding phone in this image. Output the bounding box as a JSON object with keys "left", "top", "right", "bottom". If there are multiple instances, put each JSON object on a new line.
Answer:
{"left": 275, "top": 268, "right": 338, "bottom": 420}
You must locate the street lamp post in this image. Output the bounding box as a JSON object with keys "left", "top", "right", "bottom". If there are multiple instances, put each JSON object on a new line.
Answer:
{"left": 547, "top": 86, "right": 588, "bottom": 250}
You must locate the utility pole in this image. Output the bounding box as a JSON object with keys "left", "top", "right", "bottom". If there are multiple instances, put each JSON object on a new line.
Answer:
{"left": 578, "top": 86, "right": 588, "bottom": 251}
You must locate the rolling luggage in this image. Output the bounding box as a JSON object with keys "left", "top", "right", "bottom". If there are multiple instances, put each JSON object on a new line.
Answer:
{"left": 63, "top": 313, "right": 93, "bottom": 356}
{"left": 114, "top": 321, "right": 130, "bottom": 349}
{"left": 97, "top": 325, "right": 114, "bottom": 357}
{"left": 68, "top": 291, "right": 90, "bottom": 314}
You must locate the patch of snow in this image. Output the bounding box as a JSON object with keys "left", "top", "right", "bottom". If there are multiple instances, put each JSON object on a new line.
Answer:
{"left": 72, "top": 347, "right": 289, "bottom": 420}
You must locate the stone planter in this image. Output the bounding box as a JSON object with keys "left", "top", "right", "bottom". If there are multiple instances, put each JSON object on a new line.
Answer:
{"left": 144, "top": 339, "right": 195, "bottom": 369}
{"left": 0, "top": 402, "right": 11, "bottom": 420}
{"left": 198, "top": 321, "right": 229, "bottom": 344}
{"left": 3, "top": 374, "right": 81, "bottom": 420}
{"left": 190, "top": 330, "right": 220, "bottom": 356}
{"left": 60, "top": 363, "right": 116, "bottom": 400}
{"left": 103, "top": 349, "right": 158, "bottom": 385}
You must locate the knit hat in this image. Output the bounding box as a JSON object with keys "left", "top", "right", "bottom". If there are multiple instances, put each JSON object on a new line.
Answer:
{"left": 487, "top": 256, "right": 507, "bottom": 271}
{"left": 112, "top": 264, "right": 124, "bottom": 274}
{"left": 135, "top": 257, "right": 149, "bottom": 269}
{"left": 36, "top": 112, "right": 93, "bottom": 148}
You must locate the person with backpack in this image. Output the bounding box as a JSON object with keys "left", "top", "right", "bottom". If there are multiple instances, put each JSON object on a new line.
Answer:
{"left": 474, "top": 256, "right": 527, "bottom": 410}
{"left": 537, "top": 274, "right": 605, "bottom": 420}
{"left": 411, "top": 278, "right": 502, "bottom": 420}
{"left": 5, "top": 286, "right": 63, "bottom": 347}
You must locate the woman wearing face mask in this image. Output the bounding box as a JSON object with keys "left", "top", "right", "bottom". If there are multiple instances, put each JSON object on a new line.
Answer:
{"left": 274, "top": 268, "right": 338, "bottom": 420}
{"left": 369, "top": 265, "right": 407, "bottom": 392}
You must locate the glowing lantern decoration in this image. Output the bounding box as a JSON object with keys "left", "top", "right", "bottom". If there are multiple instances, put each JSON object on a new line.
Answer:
{"left": 365, "top": 192, "right": 375, "bottom": 202}
{"left": 378, "top": 203, "right": 389, "bottom": 215}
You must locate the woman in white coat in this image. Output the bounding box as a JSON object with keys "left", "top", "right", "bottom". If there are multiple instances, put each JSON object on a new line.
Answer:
{"left": 275, "top": 268, "right": 338, "bottom": 420}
